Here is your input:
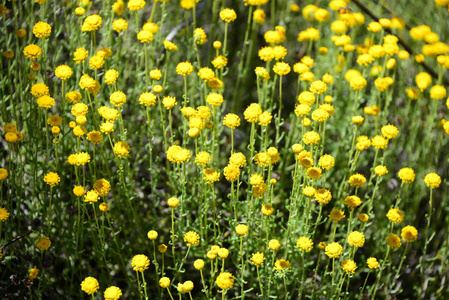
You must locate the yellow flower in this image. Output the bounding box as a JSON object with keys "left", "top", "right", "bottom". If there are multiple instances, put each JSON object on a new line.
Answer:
{"left": 43, "top": 172, "right": 60, "bottom": 187}
{"left": 296, "top": 237, "right": 314, "bottom": 252}
{"left": 110, "top": 91, "right": 127, "bottom": 107}
{"left": 81, "top": 14, "right": 103, "bottom": 32}
{"left": 235, "top": 224, "right": 249, "bottom": 236}
{"left": 131, "top": 254, "right": 150, "bottom": 272}
{"left": 269, "top": 239, "right": 281, "bottom": 250}
{"left": 104, "top": 286, "right": 122, "bottom": 300}
{"left": 381, "top": 124, "right": 399, "bottom": 139}
{"left": 367, "top": 257, "right": 380, "bottom": 269}
{"left": 386, "top": 208, "right": 404, "bottom": 223}
{"left": 398, "top": 168, "right": 415, "bottom": 183}
{"left": 340, "top": 259, "right": 357, "bottom": 274}
{"left": 113, "top": 141, "right": 130, "bottom": 158}
{"left": 314, "top": 188, "right": 331, "bottom": 204}
{"left": 344, "top": 195, "right": 362, "bottom": 208}
{"left": 386, "top": 233, "right": 402, "bottom": 249}
{"left": 250, "top": 252, "right": 265, "bottom": 266}
{"left": 159, "top": 277, "right": 171, "bottom": 288}
{"left": 328, "top": 209, "right": 345, "bottom": 221}
{"left": 184, "top": 231, "right": 200, "bottom": 246}
{"left": 55, "top": 65, "right": 73, "bottom": 80}
{"left": 176, "top": 62, "right": 193, "bottom": 76}
{"left": 128, "top": 0, "right": 146, "bottom": 10}
{"left": 325, "top": 242, "right": 343, "bottom": 258}
{"left": 0, "top": 207, "right": 10, "bottom": 222}
{"left": 33, "top": 21, "right": 51, "bottom": 38}
{"left": 73, "top": 47, "right": 89, "bottom": 63}
{"left": 37, "top": 96, "right": 55, "bottom": 109}
{"left": 348, "top": 173, "right": 366, "bottom": 187}
{"left": 273, "top": 61, "right": 291, "bottom": 76}
{"left": 81, "top": 277, "right": 99, "bottom": 295}
{"left": 166, "top": 145, "right": 190, "bottom": 163}
{"left": 347, "top": 231, "right": 365, "bottom": 247}
{"left": 35, "top": 236, "right": 51, "bottom": 251}
{"left": 274, "top": 259, "right": 291, "bottom": 271}
{"left": 137, "top": 30, "right": 153, "bottom": 43}
{"left": 112, "top": 18, "right": 128, "bottom": 33}
{"left": 212, "top": 55, "right": 228, "bottom": 69}
{"left": 401, "top": 225, "right": 418, "bottom": 242}
{"left": 193, "top": 28, "right": 207, "bottom": 45}
{"left": 216, "top": 272, "right": 234, "bottom": 290}
{"left": 424, "top": 172, "right": 441, "bottom": 188}
{"left": 23, "top": 44, "right": 42, "bottom": 60}
{"left": 162, "top": 96, "right": 177, "bottom": 109}
{"left": 203, "top": 168, "right": 220, "bottom": 183}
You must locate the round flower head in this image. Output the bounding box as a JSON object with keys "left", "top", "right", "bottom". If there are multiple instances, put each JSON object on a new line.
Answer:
{"left": 302, "top": 186, "right": 316, "bottom": 197}
{"left": 319, "top": 154, "right": 335, "bottom": 170}
{"left": 314, "top": 188, "right": 331, "bottom": 204}
{"left": 55, "top": 65, "right": 73, "bottom": 80}
{"left": 398, "top": 168, "right": 415, "bottom": 183}
{"left": 244, "top": 103, "right": 263, "bottom": 122}
{"left": 0, "top": 207, "right": 10, "bottom": 222}
{"left": 43, "top": 172, "right": 60, "bottom": 187}
{"left": 386, "top": 208, "right": 404, "bottom": 223}
{"left": 250, "top": 252, "right": 265, "bottom": 266}
{"left": 104, "top": 286, "right": 122, "bottom": 300}
{"left": 35, "top": 236, "right": 51, "bottom": 251}
{"left": 349, "top": 173, "right": 366, "bottom": 187}
{"left": 430, "top": 85, "right": 446, "bottom": 100}
{"left": 37, "top": 96, "right": 55, "bottom": 109}
{"left": 206, "top": 93, "right": 224, "bottom": 107}
{"left": 110, "top": 91, "right": 127, "bottom": 107}
{"left": 159, "top": 277, "right": 171, "bottom": 288}
{"left": 193, "top": 28, "right": 207, "bottom": 44}
{"left": 212, "top": 55, "right": 228, "bottom": 69}
{"left": 367, "top": 257, "right": 380, "bottom": 269}
{"left": 194, "top": 259, "right": 205, "bottom": 270}
{"left": 344, "top": 195, "right": 362, "bottom": 208}
{"left": 220, "top": 8, "right": 237, "bottom": 22}
{"left": 218, "top": 248, "right": 229, "bottom": 259}
{"left": 99, "top": 202, "right": 109, "bottom": 212}
{"left": 381, "top": 124, "right": 399, "bottom": 139}
{"left": 113, "top": 141, "right": 130, "bottom": 158}
{"left": 371, "top": 135, "right": 388, "bottom": 149}
{"left": 28, "top": 267, "right": 39, "bottom": 280}
{"left": 33, "top": 21, "right": 51, "bottom": 38}
{"left": 112, "top": 18, "right": 128, "bottom": 33}
{"left": 65, "top": 91, "right": 82, "bottom": 104}
{"left": 296, "top": 237, "right": 314, "bottom": 252}
{"left": 269, "top": 239, "right": 281, "bottom": 250}
{"left": 216, "top": 272, "right": 234, "bottom": 290}
{"left": 137, "top": 30, "right": 153, "bottom": 43}
{"left": 203, "top": 168, "right": 220, "bottom": 183}
{"left": 261, "top": 204, "right": 274, "bottom": 216}
{"left": 340, "top": 259, "right": 357, "bottom": 274}
{"left": 84, "top": 190, "right": 99, "bottom": 204}
{"left": 273, "top": 61, "right": 291, "bottom": 76}
{"left": 158, "top": 244, "right": 168, "bottom": 253}
{"left": 274, "top": 259, "right": 291, "bottom": 271}
{"left": 424, "top": 172, "right": 441, "bottom": 188}
{"left": 374, "top": 165, "right": 388, "bottom": 176}
{"left": 176, "top": 62, "right": 193, "bottom": 76}
{"left": 132, "top": 254, "right": 150, "bottom": 272}
{"left": 184, "top": 231, "right": 200, "bottom": 246}
{"left": 325, "top": 242, "right": 343, "bottom": 258}
{"left": 5, "top": 132, "right": 18, "bottom": 143}
{"left": 303, "top": 131, "right": 320, "bottom": 145}
{"left": 23, "top": 44, "right": 42, "bottom": 60}
{"left": 81, "top": 276, "right": 99, "bottom": 295}
{"left": 0, "top": 168, "right": 9, "bottom": 181}
{"left": 31, "top": 83, "right": 50, "bottom": 98}
{"left": 312, "top": 108, "right": 330, "bottom": 122}
{"left": 310, "top": 80, "right": 327, "bottom": 95}
{"left": 167, "top": 197, "right": 180, "bottom": 208}
{"left": 224, "top": 164, "right": 240, "bottom": 181}
{"left": 223, "top": 113, "right": 241, "bottom": 129}
{"left": 93, "top": 178, "right": 111, "bottom": 196}
{"left": 347, "top": 231, "right": 365, "bottom": 247}
{"left": 235, "top": 224, "right": 249, "bottom": 236}
{"left": 307, "top": 167, "right": 323, "bottom": 180}
{"left": 73, "top": 47, "right": 88, "bottom": 63}
{"left": 104, "top": 69, "right": 119, "bottom": 84}
{"left": 328, "top": 209, "right": 345, "bottom": 221}
{"left": 401, "top": 225, "right": 418, "bottom": 242}
{"left": 82, "top": 14, "right": 103, "bottom": 32}
{"left": 128, "top": 0, "right": 145, "bottom": 10}
{"left": 386, "top": 233, "right": 402, "bottom": 249}
{"left": 162, "top": 96, "right": 177, "bottom": 109}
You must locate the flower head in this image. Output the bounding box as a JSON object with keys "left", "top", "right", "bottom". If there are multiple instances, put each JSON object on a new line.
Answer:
{"left": 81, "top": 277, "right": 99, "bottom": 295}
{"left": 131, "top": 254, "right": 150, "bottom": 272}
{"left": 184, "top": 231, "right": 200, "bottom": 246}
